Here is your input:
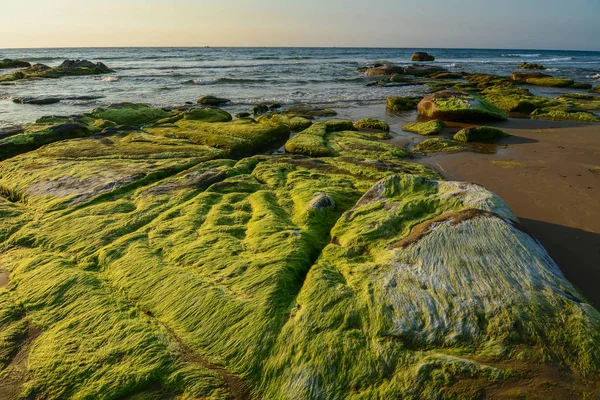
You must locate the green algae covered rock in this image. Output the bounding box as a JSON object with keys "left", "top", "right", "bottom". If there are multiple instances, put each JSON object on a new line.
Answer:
{"left": 418, "top": 91, "right": 508, "bottom": 122}
{"left": 525, "top": 77, "right": 575, "bottom": 88}
{"left": 570, "top": 82, "right": 593, "bottom": 89}
{"left": 386, "top": 96, "right": 418, "bottom": 112}
{"left": 592, "top": 85, "right": 600, "bottom": 94}
{"left": 0, "top": 123, "right": 91, "bottom": 161}
{"left": 0, "top": 60, "right": 112, "bottom": 82}
{"left": 431, "top": 72, "right": 463, "bottom": 80}
{"left": 90, "top": 103, "right": 172, "bottom": 126}
{"left": 518, "top": 62, "right": 545, "bottom": 70}
{"left": 416, "top": 138, "right": 466, "bottom": 153}
{"left": 531, "top": 105, "right": 600, "bottom": 122}
{"left": 402, "top": 120, "right": 445, "bottom": 136}
{"left": 1, "top": 105, "right": 600, "bottom": 400}
{"left": 257, "top": 113, "right": 313, "bottom": 132}
{"left": 0, "top": 59, "right": 31, "bottom": 69}
{"left": 453, "top": 126, "right": 510, "bottom": 142}
{"left": 481, "top": 86, "right": 559, "bottom": 114}
{"left": 353, "top": 118, "right": 390, "bottom": 132}
{"left": 196, "top": 95, "right": 230, "bottom": 106}
{"left": 182, "top": 107, "right": 232, "bottom": 122}
{"left": 411, "top": 52, "right": 435, "bottom": 62}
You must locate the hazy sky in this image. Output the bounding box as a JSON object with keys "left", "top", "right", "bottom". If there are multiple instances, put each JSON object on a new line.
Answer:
{"left": 1, "top": 0, "right": 599, "bottom": 50}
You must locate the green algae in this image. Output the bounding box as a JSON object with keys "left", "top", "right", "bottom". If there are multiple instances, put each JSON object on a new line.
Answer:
{"left": 525, "top": 77, "right": 575, "bottom": 88}
{"left": 570, "top": 83, "right": 593, "bottom": 90}
{"left": 353, "top": 118, "right": 390, "bottom": 132}
{"left": 453, "top": 126, "right": 510, "bottom": 143}
{"left": 481, "top": 86, "right": 559, "bottom": 114}
{"left": 403, "top": 120, "right": 445, "bottom": 136}
{"left": 387, "top": 97, "right": 418, "bottom": 112}
{"left": 592, "top": 85, "right": 600, "bottom": 94}
{"left": 0, "top": 105, "right": 599, "bottom": 400}
{"left": 182, "top": 108, "right": 233, "bottom": 122}
{"left": 89, "top": 103, "right": 173, "bottom": 126}
{"left": 416, "top": 138, "right": 466, "bottom": 153}
{"left": 257, "top": 113, "right": 313, "bottom": 132}
{"left": 531, "top": 106, "right": 600, "bottom": 123}
{"left": 418, "top": 92, "right": 508, "bottom": 122}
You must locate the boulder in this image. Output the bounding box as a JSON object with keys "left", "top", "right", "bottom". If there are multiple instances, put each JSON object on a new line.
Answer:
{"left": 510, "top": 72, "right": 550, "bottom": 82}
{"left": 364, "top": 65, "right": 404, "bottom": 76}
{"left": 402, "top": 120, "right": 445, "bottom": 136}
{"left": 453, "top": 126, "right": 510, "bottom": 142}
{"left": 418, "top": 91, "right": 508, "bottom": 122}
{"left": 353, "top": 118, "right": 390, "bottom": 132}
{"left": 56, "top": 59, "right": 111, "bottom": 74}
{"left": 411, "top": 52, "right": 435, "bottom": 62}
{"left": 253, "top": 104, "right": 270, "bottom": 116}
{"left": 197, "top": 95, "right": 231, "bottom": 106}
{"left": 285, "top": 104, "right": 337, "bottom": 117}
{"left": 235, "top": 112, "right": 251, "bottom": 118}
{"left": 570, "top": 83, "right": 592, "bottom": 90}
{"left": 403, "top": 65, "right": 447, "bottom": 77}
{"left": 592, "top": 85, "right": 600, "bottom": 94}
{"left": 386, "top": 96, "right": 418, "bottom": 112}
{"left": 518, "top": 62, "right": 545, "bottom": 70}
{"left": 0, "top": 59, "right": 31, "bottom": 69}
{"left": 13, "top": 97, "right": 62, "bottom": 105}
{"left": 525, "top": 77, "right": 575, "bottom": 88}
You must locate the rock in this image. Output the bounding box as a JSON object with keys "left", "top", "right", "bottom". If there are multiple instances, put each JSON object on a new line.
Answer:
{"left": 0, "top": 60, "right": 113, "bottom": 82}
{"left": 353, "top": 118, "right": 390, "bottom": 132}
{"left": 0, "top": 59, "right": 31, "bottom": 69}
{"left": 431, "top": 72, "right": 463, "bottom": 80}
{"left": 403, "top": 120, "right": 446, "bottom": 136}
{"left": 0, "top": 125, "right": 25, "bottom": 139}
{"left": 183, "top": 108, "right": 232, "bottom": 122}
{"left": 403, "top": 65, "right": 447, "bottom": 77}
{"left": 417, "top": 91, "right": 508, "bottom": 122}
{"left": 531, "top": 104, "right": 600, "bottom": 122}
{"left": 308, "top": 193, "right": 336, "bottom": 211}
{"left": 453, "top": 126, "right": 510, "bottom": 142}
{"left": 591, "top": 85, "right": 600, "bottom": 94}
{"left": 386, "top": 97, "right": 418, "bottom": 112}
{"left": 570, "top": 83, "right": 592, "bottom": 90}
{"left": 90, "top": 103, "right": 172, "bottom": 126}
{"left": 268, "top": 103, "right": 282, "bottom": 110}
{"left": 285, "top": 104, "right": 337, "bottom": 118}
{"left": 411, "top": 52, "right": 435, "bottom": 62}
{"left": 253, "top": 104, "right": 270, "bottom": 116}
{"left": 415, "top": 138, "right": 466, "bottom": 153}
{"left": 197, "top": 96, "right": 230, "bottom": 106}
{"left": 257, "top": 113, "right": 313, "bottom": 132}
{"left": 525, "top": 77, "right": 575, "bottom": 88}
{"left": 13, "top": 97, "right": 62, "bottom": 105}
{"left": 235, "top": 112, "right": 251, "bottom": 118}
{"left": 364, "top": 65, "right": 404, "bottom": 76}
{"left": 510, "top": 72, "right": 550, "bottom": 82}
{"left": 481, "top": 86, "right": 559, "bottom": 114}
{"left": 518, "top": 62, "right": 545, "bottom": 70}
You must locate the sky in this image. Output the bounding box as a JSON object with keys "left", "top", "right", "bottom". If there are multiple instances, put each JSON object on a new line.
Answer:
{"left": 1, "top": 0, "right": 599, "bottom": 50}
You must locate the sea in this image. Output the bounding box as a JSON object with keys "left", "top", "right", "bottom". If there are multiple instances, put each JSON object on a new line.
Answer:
{"left": 1, "top": 47, "right": 599, "bottom": 127}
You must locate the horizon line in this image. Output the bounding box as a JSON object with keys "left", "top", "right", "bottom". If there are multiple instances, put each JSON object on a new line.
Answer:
{"left": 1, "top": 45, "right": 599, "bottom": 52}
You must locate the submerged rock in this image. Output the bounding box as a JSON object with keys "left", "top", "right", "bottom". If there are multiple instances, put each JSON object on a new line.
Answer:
{"left": 197, "top": 95, "right": 231, "bottom": 106}
{"left": 403, "top": 120, "right": 445, "bottom": 136}
{"left": 453, "top": 126, "right": 510, "bottom": 142}
{"left": 0, "top": 59, "right": 31, "bottom": 69}
{"left": 403, "top": 64, "right": 446, "bottom": 77}
{"left": 418, "top": 91, "right": 508, "bottom": 122}
{"left": 518, "top": 62, "right": 545, "bottom": 70}
{"left": 411, "top": 52, "right": 435, "bottom": 62}
{"left": 509, "top": 71, "right": 550, "bottom": 82}
{"left": 525, "top": 77, "right": 575, "bottom": 88}
{"left": 416, "top": 138, "right": 466, "bottom": 153}
{"left": 285, "top": 104, "right": 337, "bottom": 118}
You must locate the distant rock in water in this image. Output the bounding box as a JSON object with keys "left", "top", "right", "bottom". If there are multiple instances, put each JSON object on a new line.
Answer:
{"left": 403, "top": 64, "right": 447, "bottom": 76}
{"left": 0, "top": 59, "right": 31, "bottom": 69}
{"left": 196, "top": 95, "right": 231, "bottom": 106}
{"left": 518, "top": 62, "right": 545, "bottom": 70}
{"left": 418, "top": 91, "right": 508, "bottom": 122}
{"left": 411, "top": 51, "right": 435, "bottom": 62}
{"left": 0, "top": 59, "right": 113, "bottom": 82}
{"left": 510, "top": 71, "right": 550, "bottom": 82}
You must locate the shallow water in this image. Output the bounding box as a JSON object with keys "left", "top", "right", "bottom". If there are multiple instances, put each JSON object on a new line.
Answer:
{"left": 1, "top": 47, "right": 599, "bottom": 126}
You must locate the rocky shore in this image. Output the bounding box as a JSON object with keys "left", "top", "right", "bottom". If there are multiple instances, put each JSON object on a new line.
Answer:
{"left": 0, "top": 53, "right": 599, "bottom": 399}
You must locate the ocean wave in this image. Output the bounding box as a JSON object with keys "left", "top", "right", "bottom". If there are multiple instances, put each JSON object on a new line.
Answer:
{"left": 102, "top": 76, "right": 120, "bottom": 82}
{"left": 502, "top": 53, "right": 542, "bottom": 58}
{"left": 588, "top": 73, "right": 600, "bottom": 79}
{"left": 542, "top": 57, "right": 574, "bottom": 62}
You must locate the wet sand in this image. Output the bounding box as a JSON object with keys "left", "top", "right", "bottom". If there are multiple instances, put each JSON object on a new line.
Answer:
{"left": 420, "top": 119, "right": 600, "bottom": 308}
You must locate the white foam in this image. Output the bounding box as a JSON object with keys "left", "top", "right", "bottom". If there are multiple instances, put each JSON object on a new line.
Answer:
{"left": 502, "top": 53, "right": 542, "bottom": 58}
{"left": 102, "top": 76, "right": 120, "bottom": 82}
{"left": 588, "top": 73, "right": 600, "bottom": 80}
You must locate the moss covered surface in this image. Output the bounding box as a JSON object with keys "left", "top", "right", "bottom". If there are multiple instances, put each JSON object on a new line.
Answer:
{"left": 0, "top": 105, "right": 599, "bottom": 400}
{"left": 418, "top": 91, "right": 508, "bottom": 122}
{"left": 0, "top": 60, "right": 113, "bottom": 82}
{"left": 531, "top": 106, "right": 600, "bottom": 123}
{"left": 453, "top": 126, "right": 510, "bottom": 143}
{"left": 403, "top": 120, "right": 445, "bottom": 136}
{"left": 257, "top": 113, "right": 313, "bottom": 132}
{"left": 416, "top": 138, "right": 466, "bottom": 153}
{"left": 353, "top": 118, "right": 390, "bottom": 132}
{"left": 525, "top": 77, "right": 575, "bottom": 88}
{"left": 386, "top": 97, "right": 418, "bottom": 112}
